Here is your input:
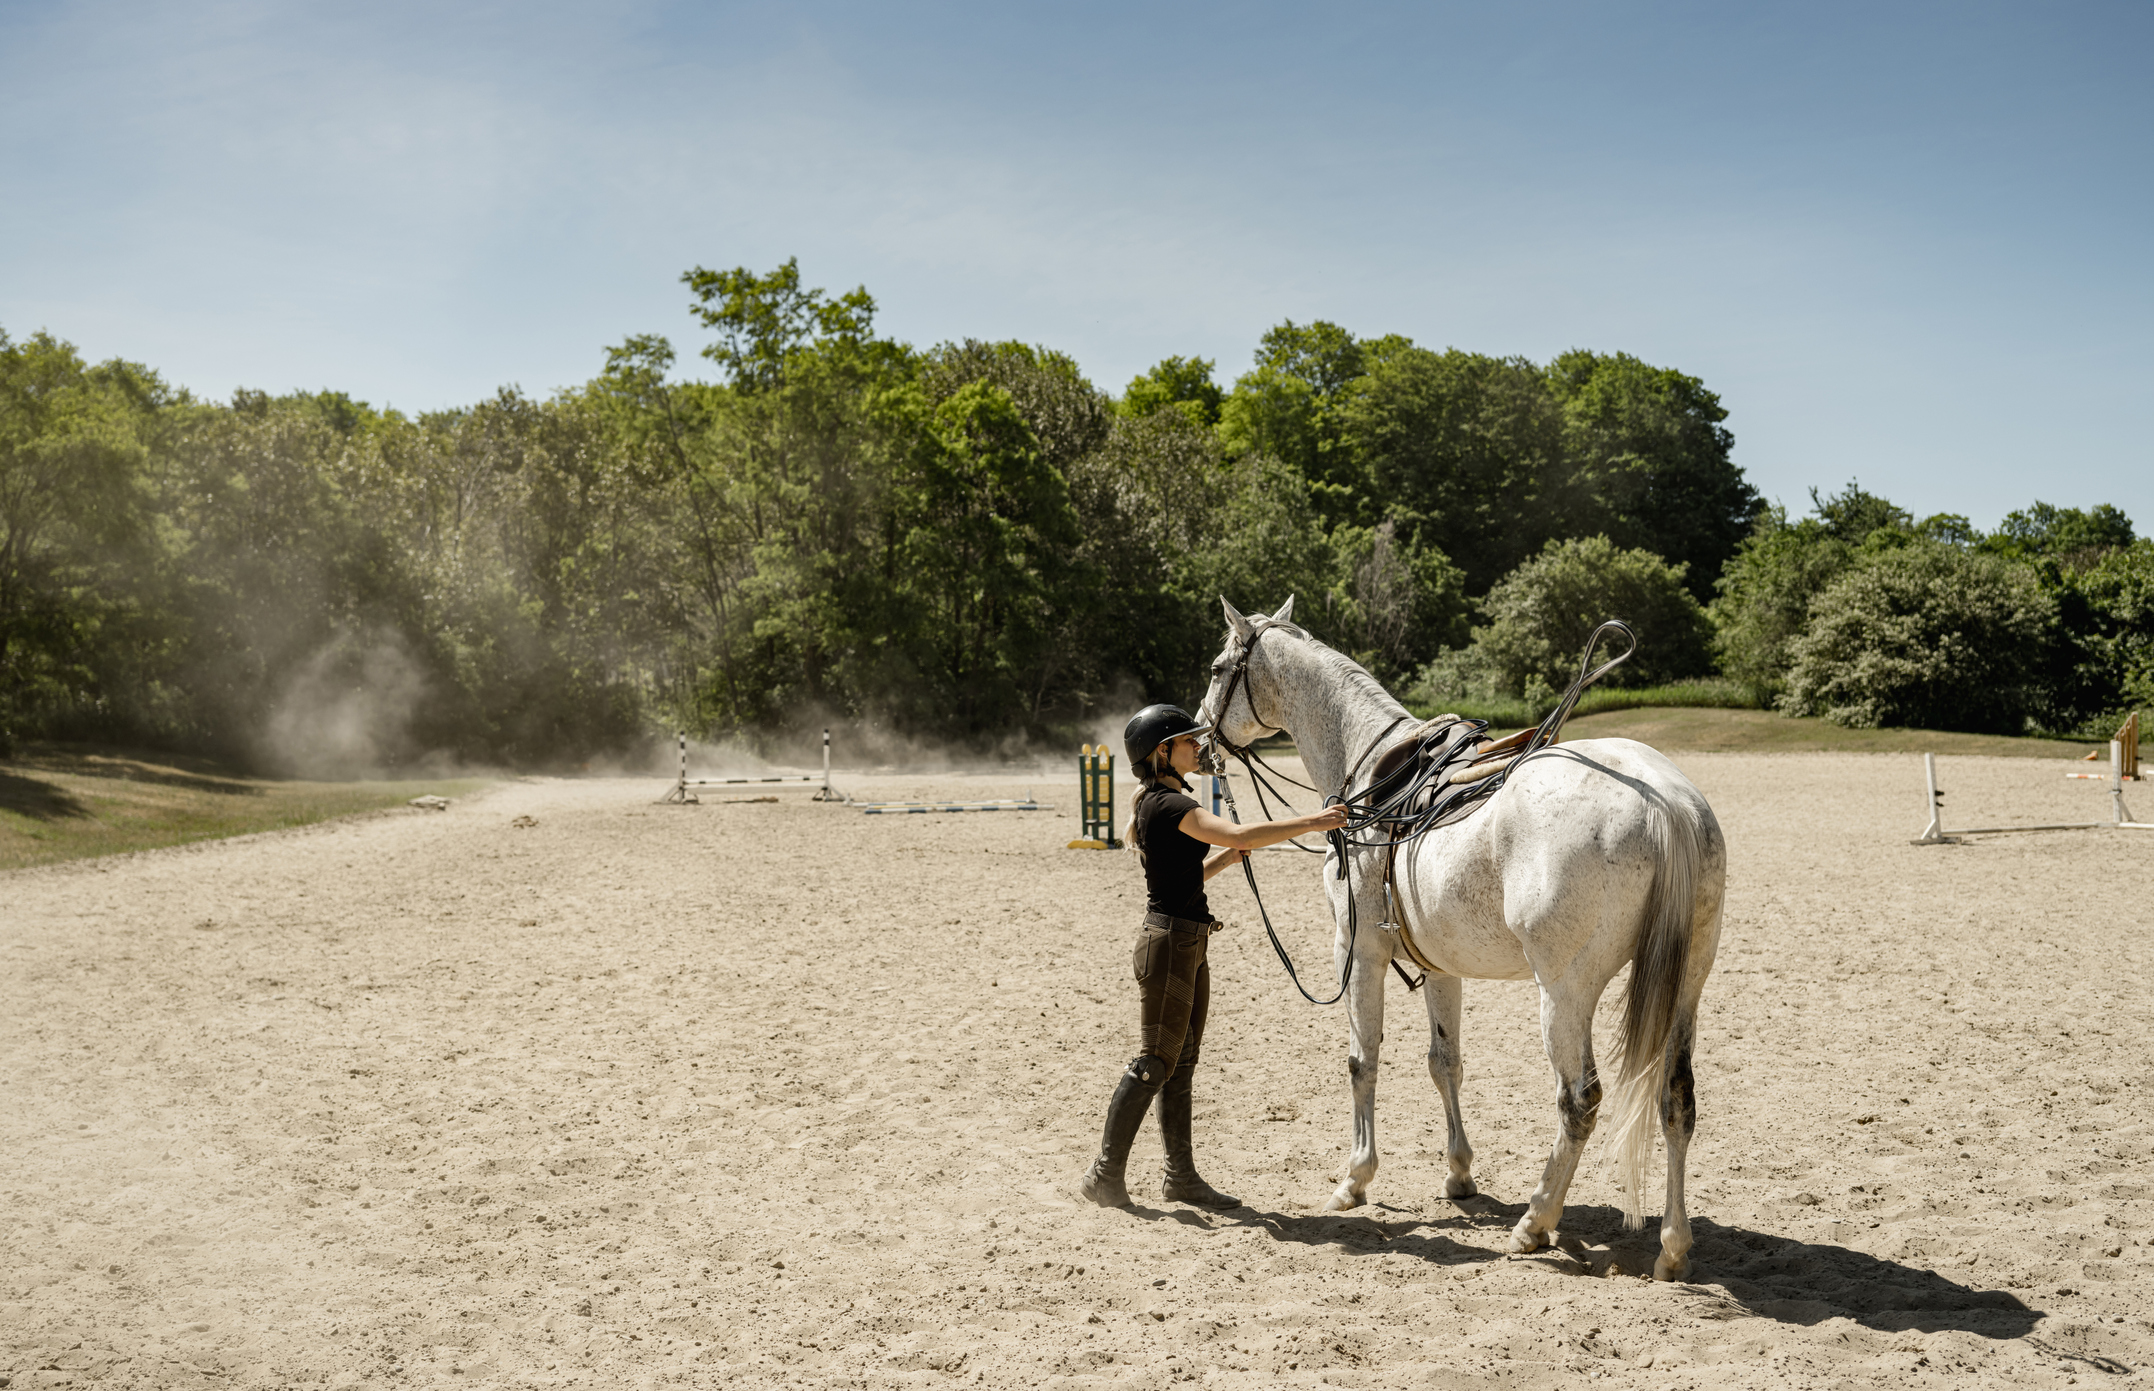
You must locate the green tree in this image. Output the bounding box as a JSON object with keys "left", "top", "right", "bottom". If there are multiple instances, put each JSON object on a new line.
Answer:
{"left": 1708, "top": 482, "right": 1943, "bottom": 702}
{"left": 2039, "top": 536, "right": 2154, "bottom": 733}
{"left": 1545, "top": 350, "right": 1761, "bottom": 596}
{"left": 921, "top": 341, "right": 1111, "bottom": 475}
{"left": 1709, "top": 508, "right": 1856, "bottom": 701}
{"left": 1809, "top": 480, "right": 1911, "bottom": 543}
{"left": 1337, "top": 344, "right": 1567, "bottom": 593}
{"left": 1062, "top": 405, "right": 1226, "bottom": 707}
{"left": 1778, "top": 543, "right": 2052, "bottom": 733}
{"left": 680, "top": 257, "right": 883, "bottom": 391}
{"left": 1178, "top": 453, "right": 1341, "bottom": 643}
{"left": 1216, "top": 320, "right": 1371, "bottom": 509}
{"left": 1319, "top": 519, "right": 1468, "bottom": 685}
{"left": 1122, "top": 355, "right": 1225, "bottom": 427}
{"left": 0, "top": 329, "right": 165, "bottom": 749}
{"left": 1984, "top": 501, "right": 2134, "bottom": 567}
{"left": 888, "top": 383, "right": 1079, "bottom": 727}
{"left": 1420, "top": 536, "right": 1714, "bottom": 705}
{"left": 597, "top": 263, "right": 917, "bottom": 734}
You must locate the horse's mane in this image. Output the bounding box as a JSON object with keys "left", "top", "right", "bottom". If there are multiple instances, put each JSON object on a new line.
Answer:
{"left": 1237, "top": 618, "right": 1409, "bottom": 715}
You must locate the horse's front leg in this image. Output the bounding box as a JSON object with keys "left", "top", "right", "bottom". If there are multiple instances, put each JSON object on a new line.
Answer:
{"left": 1508, "top": 980, "right": 1600, "bottom": 1254}
{"left": 1323, "top": 884, "right": 1389, "bottom": 1212}
{"left": 1422, "top": 972, "right": 1476, "bottom": 1198}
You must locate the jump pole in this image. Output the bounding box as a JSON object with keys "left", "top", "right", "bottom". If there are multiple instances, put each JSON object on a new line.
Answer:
{"left": 858, "top": 799, "right": 1047, "bottom": 814}
{"left": 811, "top": 728, "right": 841, "bottom": 802}
{"left": 1916, "top": 740, "right": 2151, "bottom": 843}
{"left": 661, "top": 731, "right": 834, "bottom": 804}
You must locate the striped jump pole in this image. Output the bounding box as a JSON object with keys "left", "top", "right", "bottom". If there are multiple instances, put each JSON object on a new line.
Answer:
{"left": 661, "top": 732, "right": 828, "bottom": 804}
{"left": 856, "top": 799, "right": 1046, "bottom": 815}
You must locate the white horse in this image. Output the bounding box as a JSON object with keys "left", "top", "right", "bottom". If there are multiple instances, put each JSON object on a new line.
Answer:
{"left": 1198, "top": 597, "right": 1725, "bottom": 1281}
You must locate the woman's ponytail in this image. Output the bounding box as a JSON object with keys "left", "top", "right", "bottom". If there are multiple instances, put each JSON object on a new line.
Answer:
{"left": 1124, "top": 742, "right": 1171, "bottom": 864}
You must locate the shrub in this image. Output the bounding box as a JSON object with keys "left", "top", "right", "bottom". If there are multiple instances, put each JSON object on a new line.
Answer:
{"left": 1413, "top": 535, "right": 1714, "bottom": 706}
{"left": 1708, "top": 508, "right": 1855, "bottom": 702}
{"left": 1778, "top": 542, "right": 2052, "bottom": 733}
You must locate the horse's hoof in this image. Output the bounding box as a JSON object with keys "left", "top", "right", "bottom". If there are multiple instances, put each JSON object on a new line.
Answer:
{"left": 1322, "top": 1186, "right": 1363, "bottom": 1212}
{"left": 1654, "top": 1251, "right": 1692, "bottom": 1283}
{"left": 1506, "top": 1221, "right": 1545, "bottom": 1254}
{"left": 1445, "top": 1176, "right": 1478, "bottom": 1199}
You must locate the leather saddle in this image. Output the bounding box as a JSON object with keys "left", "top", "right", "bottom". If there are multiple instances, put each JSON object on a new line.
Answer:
{"left": 1359, "top": 715, "right": 1526, "bottom": 838}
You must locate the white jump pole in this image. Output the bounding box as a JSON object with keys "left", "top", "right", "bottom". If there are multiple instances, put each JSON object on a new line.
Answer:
{"left": 1916, "top": 740, "right": 2144, "bottom": 843}
{"left": 813, "top": 727, "right": 842, "bottom": 802}
{"left": 1917, "top": 753, "right": 1945, "bottom": 844}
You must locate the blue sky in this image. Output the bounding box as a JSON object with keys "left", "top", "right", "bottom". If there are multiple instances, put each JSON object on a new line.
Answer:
{"left": 3, "top": 1, "right": 2148, "bottom": 528}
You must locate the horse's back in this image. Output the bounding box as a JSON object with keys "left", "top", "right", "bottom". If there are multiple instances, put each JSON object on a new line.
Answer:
{"left": 1401, "top": 736, "right": 1722, "bottom": 982}
{"left": 1499, "top": 737, "right": 1719, "bottom": 847}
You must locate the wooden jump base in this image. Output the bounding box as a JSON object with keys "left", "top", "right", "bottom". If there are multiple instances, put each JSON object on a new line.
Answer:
{"left": 1067, "top": 743, "right": 1227, "bottom": 848}
{"left": 856, "top": 800, "right": 1047, "bottom": 815}
{"left": 1071, "top": 744, "right": 1120, "bottom": 849}
{"left": 661, "top": 730, "right": 843, "bottom": 804}
{"left": 1916, "top": 739, "right": 2151, "bottom": 844}
{"left": 2068, "top": 712, "right": 2140, "bottom": 780}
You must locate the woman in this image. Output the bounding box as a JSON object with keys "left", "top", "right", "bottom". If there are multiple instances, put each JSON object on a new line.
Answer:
{"left": 1078, "top": 703, "right": 1351, "bottom": 1209}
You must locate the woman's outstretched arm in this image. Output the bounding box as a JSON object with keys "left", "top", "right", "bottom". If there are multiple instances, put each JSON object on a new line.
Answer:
{"left": 1179, "top": 802, "right": 1347, "bottom": 853}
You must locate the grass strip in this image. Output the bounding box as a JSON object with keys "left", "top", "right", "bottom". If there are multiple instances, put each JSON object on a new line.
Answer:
{"left": 1410, "top": 679, "right": 1760, "bottom": 730}
{"left": 1259, "top": 705, "right": 2103, "bottom": 761}
{"left": 0, "top": 743, "right": 492, "bottom": 873}
{"left": 1552, "top": 706, "right": 2101, "bottom": 758}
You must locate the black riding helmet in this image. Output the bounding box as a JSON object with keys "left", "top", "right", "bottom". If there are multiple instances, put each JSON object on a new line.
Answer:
{"left": 1123, "top": 704, "right": 1211, "bottom": 770}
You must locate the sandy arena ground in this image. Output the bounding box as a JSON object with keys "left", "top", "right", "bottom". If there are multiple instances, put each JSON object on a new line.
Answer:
{"left": 3, "top": 749, "right": 2152, "bottom": 1389}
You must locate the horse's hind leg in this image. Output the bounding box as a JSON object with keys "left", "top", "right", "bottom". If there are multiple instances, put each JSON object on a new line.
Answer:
{"left": 1507, "top": 982, "right": 1600, "bottom": 1254}
{"left": 1423, "top": 972, "right": 1475, "bottom": 1199}
{"left": 1656, "top": 893, "right": 1720, "bottom": 1280}
{"left": 1654, "top": 1013, "right": 1698, "bottom": 1280}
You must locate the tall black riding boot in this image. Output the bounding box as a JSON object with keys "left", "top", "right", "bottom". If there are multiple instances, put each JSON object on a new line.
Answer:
{"left": 1079, "top": 1057, "right": 1166, "bottom": 1207}
{"left": 1159, "top": 1063, "right": 1241, "bottom": 1209}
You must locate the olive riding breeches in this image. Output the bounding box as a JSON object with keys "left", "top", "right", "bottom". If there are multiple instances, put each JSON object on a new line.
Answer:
{"left": 1133, "top": 912, "right": 1212, "bottom": 1074}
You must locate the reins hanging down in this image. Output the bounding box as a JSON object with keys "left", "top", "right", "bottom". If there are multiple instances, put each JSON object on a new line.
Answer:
{"left": 1209, "top": 619, "right": 1637, "bottom": 1006}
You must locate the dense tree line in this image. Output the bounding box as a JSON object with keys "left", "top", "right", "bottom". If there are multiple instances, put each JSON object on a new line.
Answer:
{"left": 1707, "top": 487, "right": 2149, "bottom": 735}
{"left": 3, "top": 261, "right": 2138, "bottom": 770}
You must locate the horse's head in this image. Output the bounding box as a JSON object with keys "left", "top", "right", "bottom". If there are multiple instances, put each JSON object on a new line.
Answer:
{"left": 1197, "top": 594, "right": 1300, "bottom": 757}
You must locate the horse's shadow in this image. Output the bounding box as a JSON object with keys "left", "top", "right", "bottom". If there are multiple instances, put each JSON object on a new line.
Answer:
{"left": 1134, "top": 1191, "right": 2042, "bottom": 1340}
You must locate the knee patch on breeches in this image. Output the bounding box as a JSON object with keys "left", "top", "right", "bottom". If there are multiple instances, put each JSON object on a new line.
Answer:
{"left": 1126, "top": 1054, "right": 1173, "bottom": 1087}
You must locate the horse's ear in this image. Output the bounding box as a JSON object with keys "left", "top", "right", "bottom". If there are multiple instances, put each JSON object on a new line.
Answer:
{"left": 1221, "top": 596, "right": 1254, "bottom": 642}
{"left": 1272, "top": 594, "right": 1296, "bottom": 626}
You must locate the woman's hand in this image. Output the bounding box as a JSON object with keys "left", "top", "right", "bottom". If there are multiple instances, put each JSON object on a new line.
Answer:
{"left": 1304, "top": 804, "right": 1351, "bottom": 833}
{"left": 1201, "top": 845, "right": 1248, "bottom": 881}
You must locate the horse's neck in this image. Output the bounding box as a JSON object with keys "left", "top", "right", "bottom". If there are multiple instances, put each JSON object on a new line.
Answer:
{"left": 1269, "top": 641, "right": 1409, "bottom": 794}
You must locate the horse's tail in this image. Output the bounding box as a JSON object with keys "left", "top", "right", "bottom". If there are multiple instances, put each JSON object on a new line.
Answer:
{"left": 1607, "top": 792, "right": 1699, "bottom": 1230}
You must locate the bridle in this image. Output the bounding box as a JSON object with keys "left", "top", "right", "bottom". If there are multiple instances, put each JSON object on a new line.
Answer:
{"left": 1200, "top": 618, "right": 1639, "bottom": 1008}
{"left": 1206, "top": 621, "right": 1280, "bottom": 759}
{"left": 1199, "top": 619, "right": 1393, "bottom": 1004}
